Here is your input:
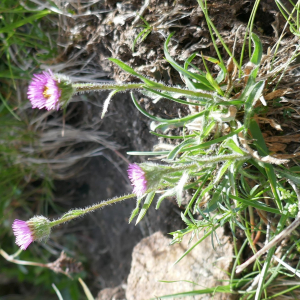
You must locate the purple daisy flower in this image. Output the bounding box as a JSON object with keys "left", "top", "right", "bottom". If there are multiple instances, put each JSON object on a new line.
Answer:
{"left": 12, "top": 219, "right": 34, "bottom": 250}
{"left": 12, "top": 216, "right": 51, "bottom": 250}
{"left": 128, "top": 163, "right": 148, "bottom": 197}
{"left": 27, "top": 70, "right": 61, "bottom": 110}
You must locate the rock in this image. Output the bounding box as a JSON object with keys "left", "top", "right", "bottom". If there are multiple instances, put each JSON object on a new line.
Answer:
{"left": 96, "top": 285, "right": 126, "bottom": 300}
{"left": 126, "top": 228, "right": 234, "bottom": 300}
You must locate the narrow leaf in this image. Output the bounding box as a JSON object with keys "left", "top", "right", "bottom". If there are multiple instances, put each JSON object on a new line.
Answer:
{"left": 78, "top": 278, "right": 94, "bottom": 300}
{"left": 182, "top": 126, "right": 244, "bottom": 152}
{"left": 250, "top": 33, "right": 263, "bottom": 66}
{"left": 156, "top": 189, "right": 176, "bottom": 209}
{"left": 230, "top": 195, "right": 280, "bottom": 214}
{"left": 109, "top": 58, "right": 161, "bottom": 87}
{"left": 136, "top": 191, "right": 155, "bottom": 224}
{"left": 164, "top": 33, "right": 214, "bottom": 89}
{"left": 244, "top": 80, "right": 265, "bottom": 131}
{"left": 167, "top": 138, "right": 197, "bottom": 160}
{"left": 250, "top": 120, "right": 283, "bottom": 211}
{"left": 131, "top": 92, "right": 206, "bottom": 124}
{"left": 101, "top": 90, "right": 118, "bottom": 118}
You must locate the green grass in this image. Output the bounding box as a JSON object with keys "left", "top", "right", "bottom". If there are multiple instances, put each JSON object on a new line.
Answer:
{"left": 109, "top": 1, "right": 300, "bottom": 299}
{"left": 0, "top": 1, "right": 88, "bottom": 299}
{"left": 0, "top": 0, "right": 56, "bottom": 230}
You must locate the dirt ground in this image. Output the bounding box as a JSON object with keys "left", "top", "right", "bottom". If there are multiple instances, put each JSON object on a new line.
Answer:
{"left": 57, "top": 92, "right": 185, "bottom": 291}
{"left": 50, "top": 0, "right": 292, "bottom": 294}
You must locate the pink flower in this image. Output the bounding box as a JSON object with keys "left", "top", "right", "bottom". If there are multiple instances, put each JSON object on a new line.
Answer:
{"left": 27, "top": 70, "right": 61, "bottom": 110}
{"left": 128, "top": 163, "right": 147, "bottom": 197}
{"left": 12, "top": 216, "right": 51, "bottom": 250}
{"left": 12, "top": 219, "right": 34, "bottom": 250}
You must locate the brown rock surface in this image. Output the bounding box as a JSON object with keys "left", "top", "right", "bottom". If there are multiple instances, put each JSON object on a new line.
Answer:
{"left": 96, "top": 285, "right": 126, "bottom": 300}
{"left": 126, "top": 229, "right": 234, "bottom": 300}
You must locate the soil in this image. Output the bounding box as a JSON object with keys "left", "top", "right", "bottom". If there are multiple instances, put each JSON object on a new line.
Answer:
{"left": 55, "top": 92, "right": 185, "bottom": 291}
{"left": 39, "top": 0, "right": 295, "bottom": 295}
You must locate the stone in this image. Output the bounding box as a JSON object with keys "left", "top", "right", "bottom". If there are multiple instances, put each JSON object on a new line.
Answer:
{"left": 126, "top": 228, "right": 234, "bottom": 300}
{"left": 96, "top": 285, "right": 126, "bottom": 300}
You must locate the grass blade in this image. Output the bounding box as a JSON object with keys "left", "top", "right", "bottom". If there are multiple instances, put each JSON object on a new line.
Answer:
{"left": 109, "top": 58, "right": 161, "bottom": 87}
{"left": 230, "top": 195, "right": 280, "bottom": 214}
{"left": 182, "top": 126, "right": 244, "bottom": 152}
{"left": 249, "top": 120, "right": 283, "bottom": 212}
{"left": 131, "top": 92, "right": 206, "bottom": 124}
{"left": 78, "top": 278, "right": 94, "bottom": 300}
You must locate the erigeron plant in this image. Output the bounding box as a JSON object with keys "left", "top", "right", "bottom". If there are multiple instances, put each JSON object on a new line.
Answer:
{"left": 12, "top": 4, "right": 300, "bottom": 298}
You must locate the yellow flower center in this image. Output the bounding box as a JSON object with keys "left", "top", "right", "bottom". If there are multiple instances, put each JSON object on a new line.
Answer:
{"left": 43, "top": 87, "right": 51, "bottom": 99}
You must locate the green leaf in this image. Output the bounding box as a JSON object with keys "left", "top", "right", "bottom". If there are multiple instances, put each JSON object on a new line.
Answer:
{"left": 151, "top": 121, "right": 186, "bottom": 133}
{"left": 194, "top": 183, "right": 214, "bottom": 213}
{"left": 181, "top": 212, "right": 194, "bottom": 226}
{"left": 136, "top": 191, "right": 155, "bottom": 224}
{"left": 167, "top": 138, "right": 197, "bottom": 160}
{"left": 243, "top": 80, "right": 265, "bottom": 131}
{"left": 143, "top": 86, "right": 205, "bottom": 106}
{"left": 274, "top": 167, "right": 300, "bottom": 185}
{"left": 132, "top": 27, "right": 151, "bottom": 52}
{"left": 238, "top": 70, "right": 256, "bottom": 103}
{"left": 101, "top": 90, "right": 118, "bottom": 118}
{"left": 202, "top": 54, "right": 223, "bottom": 95}
{"left": 173, "top": 225, "right": 220, "bottom": 265}
{"left": 250, "top": 33, "right": 263, "bottom": 66}
{"left": 131, "top": 92, "right": 206, "bottom": 124}
{"left": 184, "top": 53, "right": 204, "bottom": 74}
{"left": 222, "top": 138, "right": 245, "bottom": 155}
{"left": 214, "top": 161, "right": 232, "bottom": 185}
{"left": 78, "top": 278, "right": 94, "bottom": 300}
{"left": 201, "top": 55, "right": 227, "bottom": 84}
{"left": 182, "top": 126, "right": 244, "bottom": 152}
{"left": 127, "top": 150, "right": 169, "bottom": 156}
{"left": 255, "top": 246, "right": 276, "bottom": 299}
{"left": 150, "top": 284, "right": 233, "bottom": 299}
{"left": 52, "top": 284, "right": 64, "bottom": 300}
{"left": 183, "top": 53, "right": 215, "bottom": 91}
{"left": 149, "top": 131, "right": 197, "bottom": 139}
{"left": 176, "top": 172, "right": 190, "bottom": 206}
{"left": 0, "top": 10, "right": 51, "bottom": 34}
{"left": 250, "top": 120, "right": 283, "bottom": 212}
{"left": 129, "top": 196, "right": 144, "bottom": 223}
{"left": 164, "top": 33, "right": 214, "bottom": 90}
{"left": 204, "top": 179, "right": 229, "bottom": 213}
{"left": 230, "top": 195, "right": 280, "bottom": 214}
{"left": 0, "top": 92, "right": 21, "bottom": 121}
{"left": 109, "top": 58, "right": 161, "bottom": 87}
{"left": 156, "top": 188, "right": 176, "bottom": 209}
{"left": 200, "top": 120, "right": 216, "bottom": 140}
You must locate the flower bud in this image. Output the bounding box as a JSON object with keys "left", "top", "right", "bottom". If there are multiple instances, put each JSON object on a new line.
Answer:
{"left": 27, "top": 70, "right": 75, "bottom": 110}
{"left": 12, "top": 216, "right": 51, "bottom": 250}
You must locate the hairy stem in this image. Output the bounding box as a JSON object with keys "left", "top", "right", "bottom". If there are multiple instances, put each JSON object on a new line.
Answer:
{"left": 50, "top": 193, "right": 136, "bottom": 227}
{"left": 73, "top": 82, "right": 215, "bottom": 100}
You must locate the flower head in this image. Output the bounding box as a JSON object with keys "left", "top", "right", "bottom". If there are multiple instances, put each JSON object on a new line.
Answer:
{"left": 128, "top": 163, "right": 148, "bottom": 197}
{"left": 12, "top": 220, "right": 33, "bottom": 250}
{"left": 27, "top": 70, "right": 74, "bottom": 110}
{"left": 12, "top": 216, "right": 51, "bottom": 250}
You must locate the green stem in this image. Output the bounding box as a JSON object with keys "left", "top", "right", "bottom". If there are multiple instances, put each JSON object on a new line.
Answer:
{"left": 157, "top": 85, "right": 214, "bottom": 99}
{"left": 191, "top": 153, "right": 250, "bottom": 164}
{"left": 50, "top": 193, "right": 136, "bottom": 227}
{"left": 153, "top": 163, "right": 198, "bottom": 177}
{"left": 72, "top": 82, "right": 215, "bottom": 100}
{"left": 73, "top": 83, "right": 143, "bottom": 92}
